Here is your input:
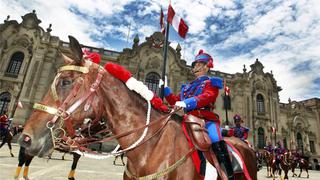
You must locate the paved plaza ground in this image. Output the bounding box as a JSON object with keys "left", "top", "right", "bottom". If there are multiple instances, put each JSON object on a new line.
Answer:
{"left": 1, "top": 144, "right": 319, "bottom": 180}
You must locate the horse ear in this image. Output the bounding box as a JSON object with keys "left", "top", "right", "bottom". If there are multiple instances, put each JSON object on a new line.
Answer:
{"left": 68, "top": 35, "right": 83, "bottom": 64}
{"left": 61, "top": 53, "right": 74, "bottom": 64}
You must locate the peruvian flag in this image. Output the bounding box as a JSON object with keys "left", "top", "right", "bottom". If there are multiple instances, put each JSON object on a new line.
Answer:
{"left": 271, "top": 127, "right": 276, "bottom": 134}
{"left": 167, "top": 4, "right": 189, "bottom": 38}
{"left": 224, "top": 85, "right": 230, "bottom": 96}
{"left": 160, "top": 7, "right": 165, "bottom": 34}
{"left": 17, "top": 101, "right": 23, "bottom": 109}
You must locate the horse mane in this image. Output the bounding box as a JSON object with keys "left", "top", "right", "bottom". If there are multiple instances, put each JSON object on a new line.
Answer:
{"left": 103, "top": 62, "right": 169, "bottom": 114}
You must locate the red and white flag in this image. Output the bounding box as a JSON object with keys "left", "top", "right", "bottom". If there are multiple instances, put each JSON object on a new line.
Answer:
{"left": 160, "top": 7, "right": 166, "bottom": 34}
{"left": 225, "top": 86, "right": 230, "bottom": 96}
{"left": 17, "top": 101, "right": 23, "bottom": 109}
{"left": 271, "top": 127, "right": 276, "bottom": 134}
{"left": 167, "top": 4, "right": 188, "bottom": 38}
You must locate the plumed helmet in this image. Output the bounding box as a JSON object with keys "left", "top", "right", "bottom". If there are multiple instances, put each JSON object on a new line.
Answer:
{"left": 233, "top": 114, "right": 242, "bottom": 122}
{"left": 191, "top": 49, "right": 214, "bottom": 68}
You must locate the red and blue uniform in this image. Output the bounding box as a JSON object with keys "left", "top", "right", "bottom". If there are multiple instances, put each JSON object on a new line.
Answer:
{"left": 229, "top": 126, "right": 249, "bottom": 141}
{"left": 0, "top": 113, "right": 8, "bottom": 136}
{"left": 164, "top": 75, "right": 223, "bottom": 143}
{"left": 264, "top": 145, "right": 274, "bottom": 153}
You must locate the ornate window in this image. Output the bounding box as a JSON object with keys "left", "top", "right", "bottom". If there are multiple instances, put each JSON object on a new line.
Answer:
{"left": 297, "top": 132, "right": 304, "bottom": 154}
{"left": 145, "top": 72, "right": 160, "bottom": 96}
{"left": 256, "top": 94, "right": 265, "bottom": 114}
{"left": 257, "top": 127, "right": 265, "bottom": 149}
{"left": 6, "top": 51, "right": 24, "bottom": 77}
{"left": 0, "top": 92, "right": 11, "bottom": 114}
{"left": 310, "top": 141, "right": 316, "bottom": 153}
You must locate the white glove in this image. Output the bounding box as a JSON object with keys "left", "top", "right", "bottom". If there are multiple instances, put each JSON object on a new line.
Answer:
{"left": 158, "top": 76, "right": 168, "bottom": 88}
{"left": 175, "top": 101, "right": 186, "bottom": 108}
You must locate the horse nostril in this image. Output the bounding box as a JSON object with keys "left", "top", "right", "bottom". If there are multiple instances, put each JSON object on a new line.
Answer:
{"left": 24, "top": 135, "right": 31, "bottom": 142}
{"left": 19, "top": 134, "right": 32, "bottom": 148}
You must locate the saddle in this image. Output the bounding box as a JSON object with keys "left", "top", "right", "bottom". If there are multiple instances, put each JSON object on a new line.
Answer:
{"left": 184, "top": 115, "right": 211, "bottom": 151}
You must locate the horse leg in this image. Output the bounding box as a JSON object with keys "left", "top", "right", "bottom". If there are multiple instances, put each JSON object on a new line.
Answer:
{"left": 306, "top": 168, "right": 309, "bottom": 178}
{"left": 15, "top": 148, "right": 27, "bottom": 179}
{"left": 298, "top": 167, "right": 302, "bottom": 177}
{"left": 62, "top": 152, "right": 66, "bottom": 160}
{"left": 23, "top": 156, "right": 34, "bottom": 180}
{"left": 284, "top": 169, "right": 289, "bottom": 180}
{"left": 121, "top": 154, "right": 125, "bottom": 165}
{"left": 0, "top": 136, "right": 6, "bottom": 148}
{"left": 113, "top": 155, "right": 118, "bottom": 165}
{"left": 68, "top": 153, "right": 81, "bottom": 180}
{"left": 7, "top": 140, "right": 14, "bottom": 157}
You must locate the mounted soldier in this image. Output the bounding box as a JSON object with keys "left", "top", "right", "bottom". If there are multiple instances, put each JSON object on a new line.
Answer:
{"left": 0, "top": 110, "right": 9, "bottom": 138}
{"left": 264, "top": 141, "right": 274, "bottom": 154}
{"left": 275, "top": 141, "right": 287, "bottom": 170}
{"left": 228, "top": 114, "right": 249, "bottom": 143}
{"left": 162, "top": 50, "right": 234, "bottom": 179}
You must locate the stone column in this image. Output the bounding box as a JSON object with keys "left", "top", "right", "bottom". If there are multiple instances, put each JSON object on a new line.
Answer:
{"left": 290, "top": 130, "right": 296, "bottom": 150}
{"left": 305, "top": 131, "right": 311, "bottom": 152}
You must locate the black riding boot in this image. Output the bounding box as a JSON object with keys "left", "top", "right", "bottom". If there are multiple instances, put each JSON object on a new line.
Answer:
{"left": 212, "top": 140, "right": 234, "bottom": 180}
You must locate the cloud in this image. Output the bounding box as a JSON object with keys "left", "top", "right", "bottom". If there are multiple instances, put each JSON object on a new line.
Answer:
{"left": 0, "top": 0, "right": 319, "bottom": 102}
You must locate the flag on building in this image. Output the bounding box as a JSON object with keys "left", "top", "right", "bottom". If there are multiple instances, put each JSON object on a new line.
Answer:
{"left": 160, "top": 7, "right": 165, "bottom": 34}
{"left": 17, "top": 101, "right": 23, "bottom": 109}
{"left": 223, "top": 81, "right": 231, "bottom": 110}
{"left": 167, "top": 4, "right": 189, "bottom": 38}
{"left": 271, "top": 127, "right": 276, "bottom": 134}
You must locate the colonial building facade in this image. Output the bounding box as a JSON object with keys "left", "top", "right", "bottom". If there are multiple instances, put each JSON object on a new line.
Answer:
{"left": 1, "top": 11, "right": 319, "bottom": 163}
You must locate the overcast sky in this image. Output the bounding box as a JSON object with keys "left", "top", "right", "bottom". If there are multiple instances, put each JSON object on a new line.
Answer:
{"left": 0, "top": 0, "right": 319, "bottom": 103}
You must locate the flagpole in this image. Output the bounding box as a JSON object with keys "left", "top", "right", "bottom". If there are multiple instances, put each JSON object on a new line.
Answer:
{"left": 225, "top": 90, "right": 229, "bottom": 126}
{"left": 224, "top": 80, "right": 229, "bottom": 126}
{"left": 160, "top": 12, "right": 170, "bottom": 100}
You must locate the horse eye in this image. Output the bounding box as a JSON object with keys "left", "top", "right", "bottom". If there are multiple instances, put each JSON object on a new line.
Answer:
{"left": 61, "top": 79, "right": 73, "bottom": 87}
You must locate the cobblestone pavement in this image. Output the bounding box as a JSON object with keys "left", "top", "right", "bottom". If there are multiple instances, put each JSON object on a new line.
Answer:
{"left": 1, "top": 144, "right": 320, "bottom": 180}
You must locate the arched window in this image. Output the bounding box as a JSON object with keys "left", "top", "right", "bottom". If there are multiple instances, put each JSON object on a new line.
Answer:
{"left": 258, "top": 127, "right": 265, "bottom": 149}
{"left": 0, "top": 92, "right": 11, "bottom": 114}
{"left": 256, "top": 94, "right": 265, "bottom": 114}
{"left": 297, "top": 132, "right": 304, "bottom": 154}
{"left": 283, "top": 138, "right": 287, "bottom": 149}
{"left": 6, "top": 51, "right": 24, "bottom": 77}
{"left": 145, "top": 72, "right": 161, "bottom": 96}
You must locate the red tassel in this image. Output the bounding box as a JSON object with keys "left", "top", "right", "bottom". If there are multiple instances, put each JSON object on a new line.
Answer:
{"left": 150, "top": 95, "right": 169, "bottom": 112}
{"left": 104, "top": 63, "right": 132, "bottom": 82}
{"left": 198, "top": 49, "right": 203, "bottom": 55}
{"left": 86, "top": 52, "right": 101, "bottom": 64}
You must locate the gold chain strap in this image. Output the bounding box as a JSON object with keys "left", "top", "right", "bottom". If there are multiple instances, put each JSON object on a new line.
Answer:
{"left": 125, "top": 147, "right": 195, "bottom": 180}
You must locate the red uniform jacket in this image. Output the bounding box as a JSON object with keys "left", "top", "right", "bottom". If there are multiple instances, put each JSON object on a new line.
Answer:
{"left": 164, "top": 76, "right": 223, "bottom": 122}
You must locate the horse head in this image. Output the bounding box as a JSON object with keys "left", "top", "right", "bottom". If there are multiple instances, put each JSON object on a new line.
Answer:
{"left": 19, "top": 35, "right": 162, "bottom": 157}
{"left": 18, "top": 36, "right": 106, "bottom": 157}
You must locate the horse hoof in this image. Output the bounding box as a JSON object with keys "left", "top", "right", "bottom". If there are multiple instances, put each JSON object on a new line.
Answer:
{"left": 11, "top": 153, "right": 14, "bottom": 157}
{"left": 14, "top": 176, "right": 19, "bottom": 180}
{"left": 68, "top": 178, "right": 75, "bottom": 180}
{"left": 23, "top": 176, "right": 29, "bottom": 180}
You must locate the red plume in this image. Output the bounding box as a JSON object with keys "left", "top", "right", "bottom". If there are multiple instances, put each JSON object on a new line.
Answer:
{"left": 104, "top": 63, "right": 132, "bottom": 82}
{"left": 198, "top": 49, "right": 204, "bottom": 55}
{"left": 86, "top": 52, "right": 101, "bottom": 64}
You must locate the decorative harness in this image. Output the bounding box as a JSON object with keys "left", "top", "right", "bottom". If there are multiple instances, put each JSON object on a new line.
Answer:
{"left": 32, "top": 62, "right": 195, "bottom": 179}
{"left": 33, "top": 63, "right": 104, "bottom": 151}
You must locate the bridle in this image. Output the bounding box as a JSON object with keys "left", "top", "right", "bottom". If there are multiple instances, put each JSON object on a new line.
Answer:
{"left": 33, "top": 62, "right": 105, "bottom": 151}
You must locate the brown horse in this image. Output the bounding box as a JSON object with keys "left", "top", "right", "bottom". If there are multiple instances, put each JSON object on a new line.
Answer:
{"left": 279, "top": 152, "right": 291, "bottom": 180}
{"left": 0, "top": 126, "right": 21, "bottom": 157}
{"left": 290, "top": 156, "right": 309, "bottom": 178}
{"left": 19, "top": 36, "right": 257, "bottom": 180}
{"left": 264, "top": 150, "right": 277, "bottom": 179}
